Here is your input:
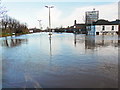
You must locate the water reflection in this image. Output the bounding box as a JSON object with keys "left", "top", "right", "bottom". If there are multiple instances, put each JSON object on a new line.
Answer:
{"left": 85, "top": 35, "right": 95, "bottom": 50}
{"left": 118, "top": 36, "right": 120, "bottom": 46}
{"left": 1, "top": 33, "right": 119, "bottom": 88}
{"left": 84, "top": 35, "right": 118, "bottom": 50}
{"left": 73, "top": 34, "right": 119, "bottom": 50}
{"left": 1, "top": 37, "right": 28, "bottom": 48}
{"left": 74, "top": 34, "right": 77, "bottom": 47}
{"left": 49, "top": 36, "right": 52, "bottom": 57}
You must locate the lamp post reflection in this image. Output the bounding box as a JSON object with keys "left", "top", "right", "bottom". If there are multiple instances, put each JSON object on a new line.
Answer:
{"left": 49, "top": 36, "right": 52, "bottom": 57}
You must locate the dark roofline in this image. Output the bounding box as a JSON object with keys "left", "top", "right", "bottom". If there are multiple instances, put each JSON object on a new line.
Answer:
{"left": 93, "top": 19, "right": 120, "bottom": 25}
{"left": 73, "top": 19, "right": 120, "bottom": 26}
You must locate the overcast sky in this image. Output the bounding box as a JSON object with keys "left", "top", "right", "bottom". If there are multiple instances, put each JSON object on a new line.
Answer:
{"left": 2, "top": 0, "right": 119, "bottom": 29}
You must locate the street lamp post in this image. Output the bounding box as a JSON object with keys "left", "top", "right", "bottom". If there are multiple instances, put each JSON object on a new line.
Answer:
{"left": 38, "top": 20, "right": 42, "bottom": 30}
{"left": 45, "top": 6, "right": 54, "bottom": 36}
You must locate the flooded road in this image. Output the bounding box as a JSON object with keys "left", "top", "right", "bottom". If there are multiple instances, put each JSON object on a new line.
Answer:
{"left": 0, "top": 32, "right": 119, "bottom": 88}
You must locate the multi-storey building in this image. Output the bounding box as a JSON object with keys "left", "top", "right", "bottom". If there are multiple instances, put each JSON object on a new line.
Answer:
{"left": 85, "top": 9, "right": 99, "bottom": 24}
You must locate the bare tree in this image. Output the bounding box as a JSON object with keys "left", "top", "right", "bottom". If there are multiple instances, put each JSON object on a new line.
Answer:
{"left": 2, "top": 15, "right": 9, "bottom": 33}
{"left": 1, "top": 12, "right": 28, "bottom": 36}
{"left": 0, "top": 1, "right": 28, "bottom": 36}
{"left": 0, "top": 0, "right": 7, "bottom": 18}
{"left": 0, "top": 0, "right": 7, "bottom": 37}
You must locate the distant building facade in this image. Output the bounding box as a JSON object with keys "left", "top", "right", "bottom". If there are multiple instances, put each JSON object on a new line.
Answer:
{"left": 74, "top": 20, "right": 87, "bottom": 34}
{"left": 88, "top": 19, "right": 120, "bottom": 35}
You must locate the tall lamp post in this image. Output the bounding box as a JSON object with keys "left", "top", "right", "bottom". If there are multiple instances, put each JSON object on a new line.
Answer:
{"left": 38, "top": 20, "right": 42, "bottom": 30}
{"left": 45, "top": 5, "right": 54, "bottom": 36}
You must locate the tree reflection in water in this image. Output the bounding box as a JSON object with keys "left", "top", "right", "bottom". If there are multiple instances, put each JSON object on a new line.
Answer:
{"left": 1, "top": 37, "right": 28, "bottom": 48}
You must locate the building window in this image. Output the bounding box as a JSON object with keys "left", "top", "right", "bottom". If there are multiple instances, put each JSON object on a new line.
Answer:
{"left": 102, "top": 26, "right": 105, "bottom": 30}
{"left": 112, "top": 26, "right": 114, "bottom": 30}
{"left": 96, "top": 32, "right": 99, "bottom": 35}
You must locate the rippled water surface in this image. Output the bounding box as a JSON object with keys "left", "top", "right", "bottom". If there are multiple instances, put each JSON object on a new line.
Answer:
{"left": 0, "top": 33, "right": 119, "bottom": 88}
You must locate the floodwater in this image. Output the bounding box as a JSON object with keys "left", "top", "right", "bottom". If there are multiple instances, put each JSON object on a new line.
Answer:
{"left": 0, "top": 32, "right": 119, "bottom": 88}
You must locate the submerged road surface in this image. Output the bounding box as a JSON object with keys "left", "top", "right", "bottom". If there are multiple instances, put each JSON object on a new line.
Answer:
{"left": 0, "top": 32, "right": 119, "bottom": 88}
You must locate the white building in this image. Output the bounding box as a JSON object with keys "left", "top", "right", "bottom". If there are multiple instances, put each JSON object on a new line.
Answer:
{"left": 88, "top": 19, "right": 120, "bottom": 35}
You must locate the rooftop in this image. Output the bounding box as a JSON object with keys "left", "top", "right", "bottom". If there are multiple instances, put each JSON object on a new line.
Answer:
{"left": 93, "top": 19, "right": 120, "bottom": 25}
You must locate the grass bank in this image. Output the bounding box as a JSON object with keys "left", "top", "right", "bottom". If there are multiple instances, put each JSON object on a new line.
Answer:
{"left": 0, "top": 32, "right": 30, "bottom": 37}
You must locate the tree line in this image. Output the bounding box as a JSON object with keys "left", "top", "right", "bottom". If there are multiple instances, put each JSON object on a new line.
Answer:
{"left": 1, "top": 15, "right": 29, "bottom": 35}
